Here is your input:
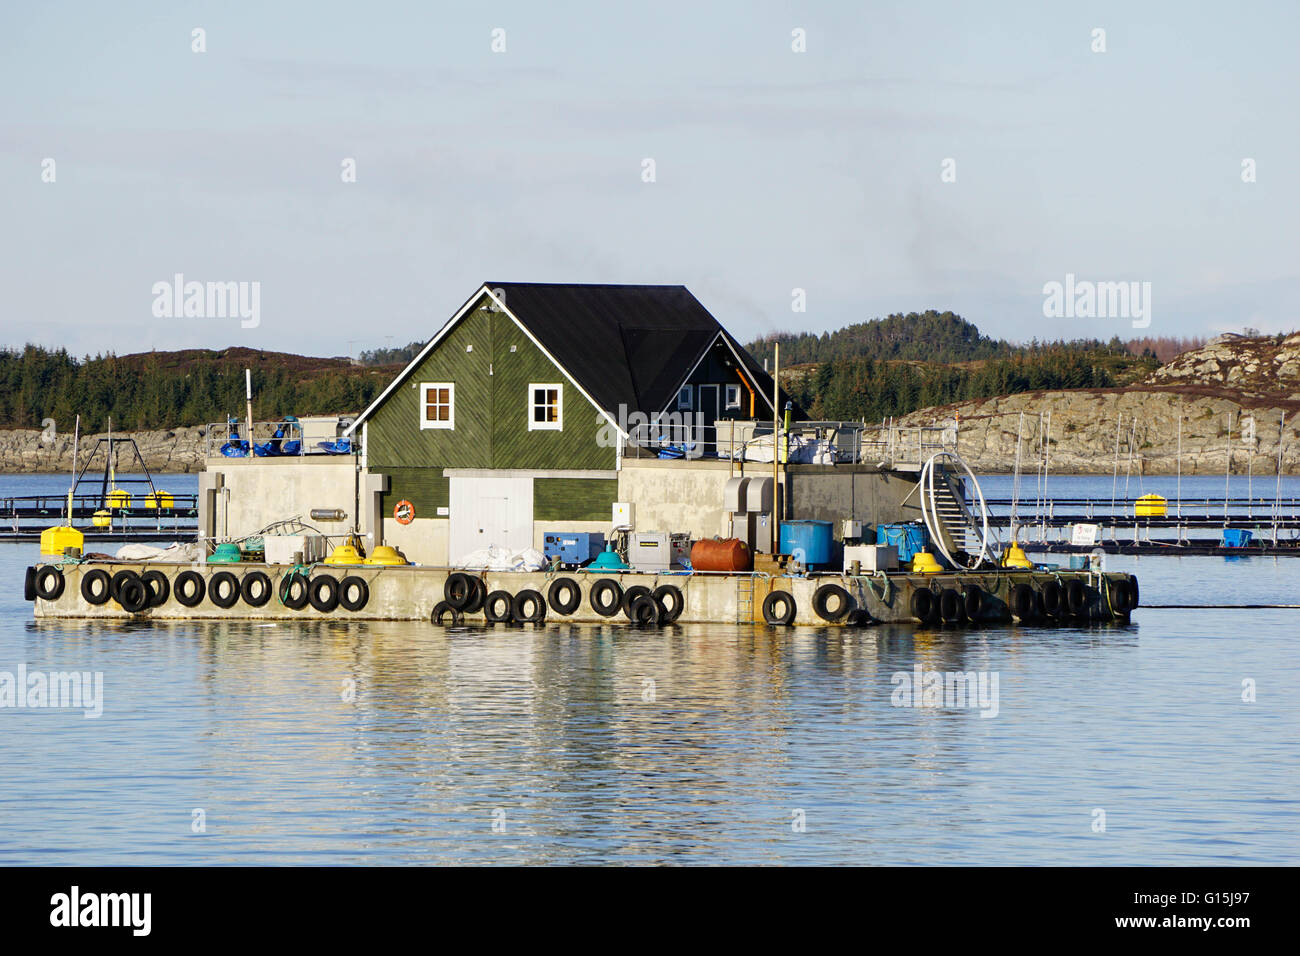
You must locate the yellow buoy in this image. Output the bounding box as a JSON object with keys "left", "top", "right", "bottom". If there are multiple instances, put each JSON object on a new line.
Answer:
{"left": 1002, "top": 542, "right": 1033, "bottom": 568}
{"left": 1134, "top": 493, "right": 1167, "bottom": 517}
{"left": 91, "top": 510, "right": 112, "bottom": 528}
{"left": 326, "top": 544, "right": 364, "bottom": 565}
{"left": 143, "top": 491, "right": 174, "bottom": 509}
{"left": 106, "top": 488, "right": 130, "bottom": 510}
{"left": 363, "top": 545, "right": 408, "bottom": 566}
{"left": 40, "top": 525, "right": 84, "bottom": 556}
{"left": 909, "top": 550, "right": 943, "bottom": 574}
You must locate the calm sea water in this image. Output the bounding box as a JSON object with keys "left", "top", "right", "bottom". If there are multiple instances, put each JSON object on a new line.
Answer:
{"left": 0, "top": 472, "right": 1296, "bottom": 865}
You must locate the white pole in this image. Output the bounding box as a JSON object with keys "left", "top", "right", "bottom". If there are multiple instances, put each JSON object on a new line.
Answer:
{"left": 245, "top": 369, "right": 255, "bottom": 454}
{"left": 66, "top": 414, "right": 80, "bottom": 523}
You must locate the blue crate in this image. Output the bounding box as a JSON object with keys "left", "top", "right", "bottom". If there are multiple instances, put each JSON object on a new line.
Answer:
{"left": 543, "top": 532, "right": 606, "bottom": 566}
{"left": 1222, "top": 528, "right": 1252, "bottom": 549}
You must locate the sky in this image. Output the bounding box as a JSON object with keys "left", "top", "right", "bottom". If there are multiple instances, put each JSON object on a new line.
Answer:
{"left": 2, "top": 0, "right": 1298, "bottom": 358}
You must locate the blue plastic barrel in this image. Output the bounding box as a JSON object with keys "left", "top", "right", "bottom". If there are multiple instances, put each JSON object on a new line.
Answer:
{"left": 1222, "top": 528, "right": 1252, "bottom": 548}
{"left": 780, "top": 520, "right": 833, "bottom": 567}
{"left": 876, "top": 523, "right": 928, "bottom": 562}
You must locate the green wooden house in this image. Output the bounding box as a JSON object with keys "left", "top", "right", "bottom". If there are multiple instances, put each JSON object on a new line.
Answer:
{"left": 347, "top": 282, "right": 780, "bottom": 563}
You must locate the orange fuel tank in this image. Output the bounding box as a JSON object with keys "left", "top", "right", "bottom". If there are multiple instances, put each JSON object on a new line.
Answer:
{"left": 690, "top": 537, "right": 753, "bottom": 572}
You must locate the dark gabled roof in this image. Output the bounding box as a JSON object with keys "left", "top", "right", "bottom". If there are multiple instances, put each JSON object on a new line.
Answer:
{"left": 348, "top": 282, "right": 788, "bottom": 436}
{"left": 486, "top": 282, "right": 781, "bottom": 417}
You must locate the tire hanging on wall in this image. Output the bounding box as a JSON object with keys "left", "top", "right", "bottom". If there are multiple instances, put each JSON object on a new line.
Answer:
{"left": 812, "top": 584, "right": 853, "bottom": 623}
{"left": 431, "top": 601, "right": 463, "bottom": 626}
{"left": 627, "top": 593, "right": 661, "bottom": 626}
{"left": 909, "top": 588, "right": 937, "bottom": 624}
{"left": 277, "top": 571, "right": 308, "bottom": 610}
{"left": 116, "top": 573, "right": 150, "bottom": 613}
{"left": 80, "top": 568, "right": 112, "bottom": 606}
{"left": 621, "top": 585, "right": 652, "bottom": 618}
{"left": 938, "top": 588, "right": 965, "bottom": 624}
{"left": 1109, "top": 578, "right": 1134, "bottom": 615}
{"left": 175, "top": 570, "right": 207, "bottom": 608}
{"left": 1128, "top": 575, "right": 1140, "bottom": 609}
{"left": 652, "top": 584, "right": 684, "bottom": 624}
{"left": 209, "top": 571, "right": 241, "bottom": 609}
{"left": 444, "top": 573, "right": 476, "bottom": 610}
{"left": 142, "top": 569, "right": 171, "bottom": 608}
{"left": 484, "top": 590, "right": 515, "bottom": 624}
{"left": 1041, "top": 579, "right": 1065, "bottom": 618}
{"left": 589, "top": 578, "right": 623, "bottom": 617}
{"left": 1065, "top": 579, "right": 1087, "bottom": 616}
{"left": 24, "top": 567, "right": 37, "bottom": 602}
{"left": 338, "top": 575, "right": 369, "bottom": 612}
{"left": 1011, "top": 582, "right": 1037, "bottom": 622}
{"left": 110, "top": 569, "right": 138, "bottom": 605}
{"left": 547, "top": 577, "right": 581, "bottom": 615}
{"left": 240, "top": 570, "right": 273, "bottom": 608}
{"left": 762, "top": 590, "right": 797, "bottom": 625}
{"left": 463, "top": 576, "right": 487, "bottom": 615}
{"left": 963, "top": 585, "right": 984, "bottom": 622}
{"left": 512, "top": 589, "right": 547, "bottom": 624}
{"left": 309, "top": 576, "right": 340, "bottom": 613}
{"left": 35, "top": 566, "right": 65, "bottom": 602}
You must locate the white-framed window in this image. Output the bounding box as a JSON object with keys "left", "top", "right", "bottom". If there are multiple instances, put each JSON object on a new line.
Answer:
{"left": 529, "top": 383, "right": 562, "bottom": 430}
{"left": 420, "top": 382, "right": 454, "bottom": 429}
{"left": 725, "top": 384, "right": 742, "bottom": 410}
{"left": 677, "top": 385, "right": 693, "bottom": 410}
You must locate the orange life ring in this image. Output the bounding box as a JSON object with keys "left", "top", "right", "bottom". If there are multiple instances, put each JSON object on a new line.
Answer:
{"left": 393, "top": 500, "right": 415, "bottom": 524}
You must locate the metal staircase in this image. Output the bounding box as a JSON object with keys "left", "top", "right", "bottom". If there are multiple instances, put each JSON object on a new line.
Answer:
{"left": 929, "top": 468, "right": 976, "bottom": 556}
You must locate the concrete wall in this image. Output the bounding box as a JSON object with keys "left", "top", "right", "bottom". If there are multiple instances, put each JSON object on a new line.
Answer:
{"left": 380, "top": 515, "right": 448, "bottom": 566}
{"left": 201, "top": 458, "right": 360, "bottom": 542}
{"left": 617, "top": 458, "right": 774, "bottom": 539}
{"left": 784, "top": 465, "right": 923, "bottom": 536}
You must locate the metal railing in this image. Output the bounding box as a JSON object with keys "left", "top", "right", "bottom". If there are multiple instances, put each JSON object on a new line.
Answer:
{"left": 203, "top": 420, "right": 359, "bottom": 460}
{"left": 623, "top": 420, "right": 958, "bottom": 465}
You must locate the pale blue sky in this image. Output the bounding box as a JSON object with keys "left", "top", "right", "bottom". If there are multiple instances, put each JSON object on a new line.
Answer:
{"left": 2, "top": 1, "right": 1297, "bottom": 357}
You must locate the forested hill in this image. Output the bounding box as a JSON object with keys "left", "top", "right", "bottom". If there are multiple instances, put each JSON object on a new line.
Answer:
{"left": 0, "top": 346, "right": 397, "bottom": 432}
{"left": 746, "top": 310, "right": 1009, "bottom": 366}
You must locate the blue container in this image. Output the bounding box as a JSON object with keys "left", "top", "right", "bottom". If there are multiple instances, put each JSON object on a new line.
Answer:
{"left": 876, "top": 523, "right": 928, "bottom": 563}
{"left": 780, "top": 520, "right": 833, "bottom": 567}
{"left": 543, "top": 531, "right": 606, "bottom": 566}
{"left": 1222, "top": 528, "right": 1252, "bottom": 549}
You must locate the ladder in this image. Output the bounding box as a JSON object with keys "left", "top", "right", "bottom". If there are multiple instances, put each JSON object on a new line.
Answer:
{"left": 929, "top": 468, "right": 973, "bottom": 554}
{"left": 736, "top": 574, "right": 756, "bottom": 624}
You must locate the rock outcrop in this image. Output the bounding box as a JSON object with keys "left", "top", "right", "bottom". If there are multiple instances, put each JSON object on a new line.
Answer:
{"left": 0, "top": 427, "right": 208, "bottom": 474}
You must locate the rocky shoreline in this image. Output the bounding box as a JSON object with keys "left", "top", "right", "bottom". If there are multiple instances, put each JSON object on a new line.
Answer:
{"left": 0, "top": 427, "right": 208, "bottom": 474}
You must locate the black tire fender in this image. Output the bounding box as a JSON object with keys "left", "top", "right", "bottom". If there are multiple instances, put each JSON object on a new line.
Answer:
{"left": 1128, "top": 575, "right": 1140, "bottom": 609}
{"left": 35, "top": 566, "right": 65, "bottom": 602}
{"left": 652, "top": 584, "right": 685, "bottom": 624}
{"left": 484, "top": 589, "right": 515, "bottom": 624}
{"left": 1065, "top": 578, "right": 1087, "bottom": 616}
{"left": 1041, "top": 579, "right": 1065, "bottom": 617}
{"left": 142, "top": 569, "right": 171, "bottom": 608}
{"left": 909, "top": 588, "right": 936, "bottom": 623}
{"left": 444, "top": 573, "right": 475, "bottom": 610}
{"left": 117, "top": 574, "right": 150, "bottom": 613}
{"left": 512, "top": 589, "right": 547, "bottom": 624}
{"left": 308, "top": 575, "right": 340, "bottom": 613}
{"left": 462, "top": 576, "right": 486, "bottom": 615}
{"left": 812, "top": 584, "right": 853, "bottom": 623}
{"left": 628, "top": 593, "right": 661, "bottom": 626}
{"left": 762, "top": 590, "right": 797, "bottom": 625}
{"left": 209, "top": 571, "right": 241, "bottom": 609}
{"left": 547, "top": 577, "right": 581, "bottom": 615}
{"left": 81, "top": 568, "right": 112, "bottom": 606}
{"left": 963, "top": 585, "right": 984, "bottom": 621}
{"left": 589, "top": 578, "right": 623, "bottom": 617}
{"left": 278, "top": 571, "right": 309, "bottom": 610}
{"left": 1011, "top": 582, "right": 1037, "bottom": 621}
{"left": 241, "top": 570, "right": 273, "bottom": 608}
{"left": 110, "top": 570, "right": 137, "bottom": 604}
{"left": 338, "top": 575, "right": 369, "bottom": 612}
{"left": 24, "top": 567, "right": 37, "bottom": 602}
{"left": 621, "top": 585, "right": 652, "bottom": 618}
{"left": 938, "top": 588, "right": 965, "bottom": 624}
{"left": 175, "top": 570, "right": 207, "bottom": 607}
{"left": 431, "top": 600, "right": 463, "bottom": 626}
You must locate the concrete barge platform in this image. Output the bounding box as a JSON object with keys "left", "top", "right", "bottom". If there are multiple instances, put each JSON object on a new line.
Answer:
{"left": 27, "top": 560, "right": 1140, "bottom": 627}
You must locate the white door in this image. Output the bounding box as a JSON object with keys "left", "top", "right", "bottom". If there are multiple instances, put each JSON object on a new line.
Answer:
{"left": 449, "top": 476, "right": 533, "bottom": 562}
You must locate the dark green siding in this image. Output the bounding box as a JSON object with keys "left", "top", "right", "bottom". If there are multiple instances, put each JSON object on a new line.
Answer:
{"left": 379, "top": 467, "right": 448, "bottom": 517}
{"left": 366, "top": 297, "right": 615, "bottom": 471}
{"left": 534, "top": 478, "right": 617, "bottom": 521}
